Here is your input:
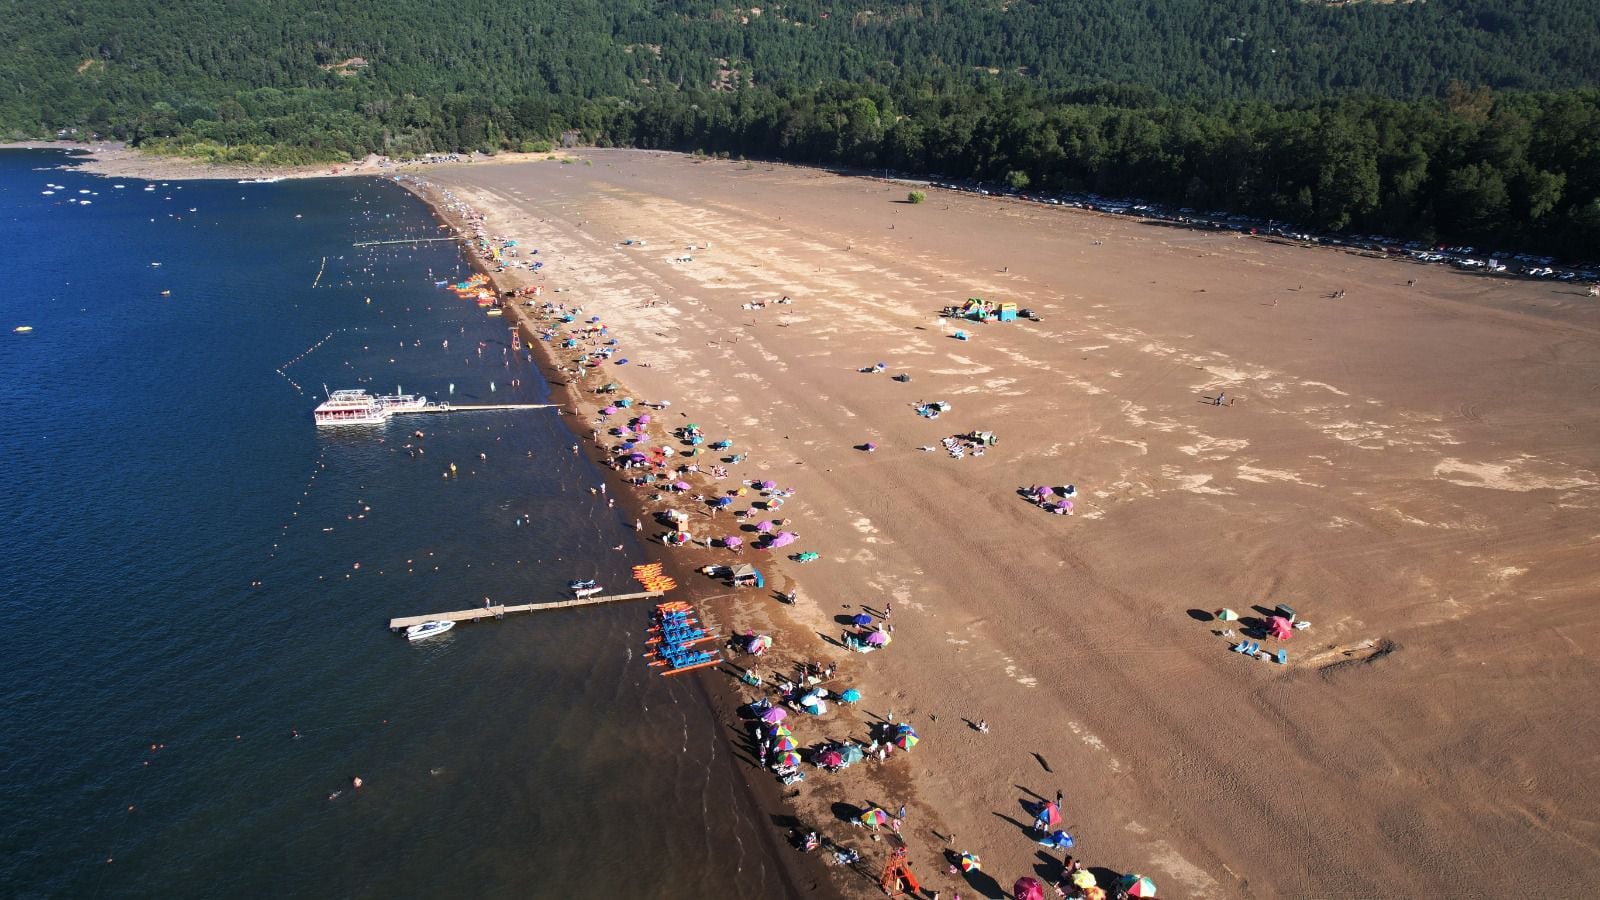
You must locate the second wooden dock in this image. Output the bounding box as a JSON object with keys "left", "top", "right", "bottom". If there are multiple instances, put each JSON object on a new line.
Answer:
{"left": 389, "top": 590, "right": 665, "bottom": 630}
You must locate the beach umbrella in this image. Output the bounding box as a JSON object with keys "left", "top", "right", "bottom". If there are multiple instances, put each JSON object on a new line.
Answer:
{"left": 627, "top": 453, "right": 647, "bottom": 463}
{"left": 1043, "top": 830, "right": 1075, "bottom": 850}
{"left": 672, "top": 481, "right": 691, "bottom": 492}
{"left": 770, "top": 724, "right": 792, "bottom": 737}
{"left": 1268, "top": 615, "right": 1293, "bottom": 640}
{"left": 859, "top": 807, "right": 890, "bottom": 827}
{"left": 959, "top": 852, "right": 981, "bottom": 873}
{"left": 1071, "top": 870, "right": 1097, "bottom": 889}
{"left": 839, "top": 688, "right": 861, "bottom": 704}
{"left": 1083, "top": 888, "right": 1106, "bottom": 900}
{"left": 760, "top": 707, "right": 787, "bottom": 724}
{"left": 1121, "top": 875, "right": 1157, "bottom": 898}
{"left": 723, "top": 536, "right": 743, "bottom": 549}
{"left": 601, "top": 406, "right": 618, "bottom": 415}
{"left": 894, "top": 729, "right": 919, "bottom": 750}
{"left": 746, "top": 634, "right": 772, "bottom": 654}
{"left": 775, "top": 736, "right": 798, "bottom": 752}
{"left": 799, "top": 689, "right": 824, "bottom": 706}
{"left": 777, "top": 750, "right": 802, "bottom": 767}
{"left": 865, "top": 630, "right": 890, "bottom": 646}
{"left": 758, "top": 480, "right": 777, "bottom": 490}
{"left": 817, "top": 749, "right": 844, "bottom": 768}
{"left": 851, "top": 613, "right": 874, "bottom": 626}
{"left": 755, "top": 520, "right": 774, "bottom": 533}
{"left": 1014, "top": 877, "right": 1046, "bottom": 900}
{"left": 838, "top": 744, "right": 865, "bottom": 765}
{"left": 1216, "top": 608, "right": 1239, "bottom": 622}
{"left": 1037, "top": 801, "right": 1061, "bottom": 827}
{"left": 712, "top": 496, "right": 734, "bottom": 508}
{"left": 638, "top": 414, "right": 652, "bottom": 425}
{"left": 769, "top": 532, "right": 797, "bottom": 548}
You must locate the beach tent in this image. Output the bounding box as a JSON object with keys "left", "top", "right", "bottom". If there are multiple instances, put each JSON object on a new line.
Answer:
{"left": 1121, "top": 874, "right": 1157, "bottom": 897}
{"left": 799, "top": 690, "right": 825, "bottom": 706}
{"left": 1014, "top": 877, "right": 1046, "bottom": 900}
{"left": 730, "top": 564, "right": 764, "bottom": 588}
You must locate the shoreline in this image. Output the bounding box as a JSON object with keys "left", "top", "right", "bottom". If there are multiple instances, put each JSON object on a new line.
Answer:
{"left": 395, "top": 174, "right": 825, "bottom": 898}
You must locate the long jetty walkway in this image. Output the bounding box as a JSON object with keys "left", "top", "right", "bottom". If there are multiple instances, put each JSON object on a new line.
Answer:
{"left": 398, "top": 402, "right": 557, "bottom": 415}
{"left": 352, "top": 237, "right": 464, "bottom": 247}
{"left": 389, "top": 590, "right": 665, "bottom": 630}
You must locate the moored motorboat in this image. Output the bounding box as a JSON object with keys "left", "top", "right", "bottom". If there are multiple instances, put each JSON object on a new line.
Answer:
{"left": 405, "top": 620, "right": 454, "bottom": 640}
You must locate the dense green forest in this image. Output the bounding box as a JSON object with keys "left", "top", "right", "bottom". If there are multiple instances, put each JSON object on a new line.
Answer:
{"left": 4, "top": 1, "right": 1599, "bottom": 256}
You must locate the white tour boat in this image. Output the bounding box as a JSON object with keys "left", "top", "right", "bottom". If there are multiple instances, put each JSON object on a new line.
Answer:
{"left": 314, "top": 388, "right": 428, "bottom": 426}
{"left": 405, "top": 620, "right": 454, "bottom": 640}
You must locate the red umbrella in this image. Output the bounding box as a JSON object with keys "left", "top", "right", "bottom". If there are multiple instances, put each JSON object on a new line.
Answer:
{"left": 817, "top": 749, "right": 844, "bottom": 768}
{"left": 1014, "top": 877, "right": 1046, "bottom": 900}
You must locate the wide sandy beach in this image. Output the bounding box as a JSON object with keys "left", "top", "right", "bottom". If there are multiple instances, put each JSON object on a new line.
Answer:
{"left": 63, "top": 144, "right": 1600, "bottom": 895}
{"left": 407, "top": 150, "right": 1600, "bottom": 898}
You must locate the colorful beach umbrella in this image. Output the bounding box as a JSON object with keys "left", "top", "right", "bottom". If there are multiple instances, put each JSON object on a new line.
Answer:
{"left": 1014, "top": 877, "right": 1046, "bottom": 900}
{"left": 777, "top": 750, "right": 802, "bottom": 767}
{"left": 865, "top": 630, "right": 890, "bottom": 646}
{"left": 1216, "top": 608, "right": 1239, "bottom": 621}
{"left": 1121, "top": 875, "right": 1157, "bottom": 898}
{"left": 959, "top": 852, "right": 981, "bottom": 873}
{"left": 760, "top": 707, "right": 787, "bottom": 724}
{"left": 774, "top": 736, "right": 797, "bottom": 751}
{"left": 894, "top": 729, "right": 919, "bottom": 750}
{"left": 851, "top": 612, "right": 874, "bottom": 626}
{"left": 1268, "top": 615, "right": 1293, "bottom": 640}
{"left": 839, "top": 688, "right": 861, "bottom": 703}
{"left": 769, "top": 725, "right": 792, "bottom": 737}
{"left": 1037, "top": 801, "right": 1061, "bottom": 827}
{"left": 859, "top": 807, "right": 889, "bottom": 827}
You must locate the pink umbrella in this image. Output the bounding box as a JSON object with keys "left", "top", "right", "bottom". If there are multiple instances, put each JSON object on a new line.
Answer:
{"left": 637, "top": 414, "right": 652, "bottom": 425}
{"left": 723, "top": 536, "right": 743, "bottom": 548}
{"left": 758, "top": 480, "right": 777, "bottom": 490}
{"left": 671, "top": 481, "right": 691, "bottom": 491}
{"left": 600, "top": 405, "right": 617, "bottom": 415}
{"left": 755, "top": 520, "right": 774, "bottom": 533}
{"left": 768, "top": 531, "right": 797, "bottom": 548}
{"left": 817, "top": 749, "right": 844, "bottom": 768}
{"left": 760, "top": 707, "right": 787, "bottom": 724}
{"left": 1268, "top": 616, "right": 1293, "bottom": 640}
{"left": 1014, "top": 877, "right": 1046, "bottom": 900}
{"left": 865, "top": 630, "right": 889, "bottom": 646}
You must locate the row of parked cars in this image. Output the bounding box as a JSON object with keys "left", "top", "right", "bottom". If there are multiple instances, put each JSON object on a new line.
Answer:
{"left": 922, "top": 179, "right": 1600, "bottom": 286}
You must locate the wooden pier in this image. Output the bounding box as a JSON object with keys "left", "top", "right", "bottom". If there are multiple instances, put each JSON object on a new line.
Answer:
{"left": 397, "top": 402, "right": 557, "bottom": 415}
{"left": 352, "top": 237, "right": 465, "bottom": 247}
{"left": 389, "top": 590, "right": 665, "bottom": 630}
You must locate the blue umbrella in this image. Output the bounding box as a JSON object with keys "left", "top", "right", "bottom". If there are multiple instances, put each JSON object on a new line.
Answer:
{"left": 839, "top": 688, "right": 861, "bottom": 703}
{"left": 851, "top": 613, "right": 874, "bottom": 626}
{"left": 1041, "top": 830, "right": 1075, "bottom": 850}
{"left": 712, "top": 496, "right": 734, "bottom": 508}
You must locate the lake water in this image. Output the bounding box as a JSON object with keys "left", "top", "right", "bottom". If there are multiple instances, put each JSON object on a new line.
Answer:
{"left": 0, "top": 150, "right": 789, "bottom": 898}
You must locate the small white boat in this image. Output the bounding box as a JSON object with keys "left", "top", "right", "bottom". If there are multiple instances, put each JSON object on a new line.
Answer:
{"left": 405, "top": 620, "right": 454, "bottom": 641}
{"left": 573, "top": 585, "right": 604, "bottom": 598}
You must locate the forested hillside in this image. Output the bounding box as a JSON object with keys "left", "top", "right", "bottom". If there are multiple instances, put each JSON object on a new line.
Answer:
{"left": 4, "top": 0, "right": 1600, "bottom": 256}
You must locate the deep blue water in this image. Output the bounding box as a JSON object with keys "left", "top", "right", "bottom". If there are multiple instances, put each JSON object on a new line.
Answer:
{"left": 0, "top": 150, "right": 784, "bottom": 898}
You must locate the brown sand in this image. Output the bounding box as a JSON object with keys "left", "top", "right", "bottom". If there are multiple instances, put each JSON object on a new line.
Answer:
{"left": 411, "top": 150, "right": 1600, "bottom": 897}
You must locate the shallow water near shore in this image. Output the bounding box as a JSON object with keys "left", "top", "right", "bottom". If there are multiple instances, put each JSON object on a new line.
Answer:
{"left": 0, "top": 150, "right": 788, "bottom": 898}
